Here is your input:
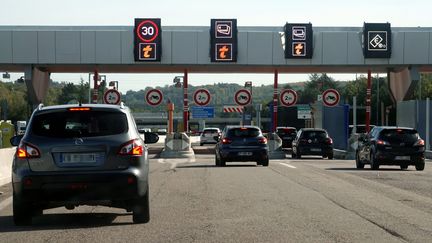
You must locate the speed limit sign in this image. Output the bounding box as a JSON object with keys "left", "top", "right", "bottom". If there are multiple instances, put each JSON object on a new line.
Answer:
{"left": 193, "top": 89, "right": 211, "bottom": 106}
{"left": 103, "top": 89, "right": 121, "bottom": 105}
{"left": 280, "top": 89, "right": 297, "bottom": 107}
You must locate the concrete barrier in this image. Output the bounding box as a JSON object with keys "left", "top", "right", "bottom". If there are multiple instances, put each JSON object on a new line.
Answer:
{"left": 0, "top": 147, "right": 15, "bottom": 187}
{"left": 160, "top": 133, "right": 195, "bottom": 158}
{"left": 266, "top": 133, "right": 286, "bottom": 159}
{"left": 426, "top": 150, "right": 432, "bottom": 160}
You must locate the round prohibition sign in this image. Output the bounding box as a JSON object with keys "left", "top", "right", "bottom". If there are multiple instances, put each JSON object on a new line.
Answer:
{"left": 234, "top": 89, "right": 252, "bottom": 106}
{"left": 104, "top": 89, "right": 121, "bottom": 105}
{"left": 280, "top": 89, "right": 297, "bottom": 107}
{"left": 136, "top": 20, "right": 159, "bottom": 43}
{"left": 193, "top": 89, "right": 211, "bottom": 106}
{"left": 145, "top": 89, "right": 163, "bottom": 106}
{"left": 322, "top": 89, "right": 340, "bottom": 107}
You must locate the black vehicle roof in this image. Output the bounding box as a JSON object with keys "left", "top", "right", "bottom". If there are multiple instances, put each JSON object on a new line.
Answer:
{"left": 374, "top": 126, "right": 416, "bottom": 131}
{"left": 299, "top": 128, "right": 327, "bottom": 132}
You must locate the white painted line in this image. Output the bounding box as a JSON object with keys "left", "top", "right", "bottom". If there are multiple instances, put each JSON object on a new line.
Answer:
{"left": 0, "top": 196, "right": 12, "bottom": 211}
{"left": 279, "top": 163, "right": 296, "bottom": 169}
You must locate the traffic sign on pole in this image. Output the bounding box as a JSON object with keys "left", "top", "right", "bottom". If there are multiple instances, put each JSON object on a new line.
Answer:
{"left": 280, "top": 89, "right": 297, "bottom": 107}
{"left": 322, "top": 89, "right": 340, "bottom": 107}
{"left": 103, "top": 89, "right": 121, "bottom": 105}
{"left": 193, "top": 89, "right": 211, "bottom": 106}
{"left": 234, "top": 89, "right": 251, "bottom": 106}
{"left": 145, "top": 89, "right": 163, "bottom": 106}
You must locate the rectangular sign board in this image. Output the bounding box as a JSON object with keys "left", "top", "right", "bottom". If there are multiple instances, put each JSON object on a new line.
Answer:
{"left": 210, "top": 19, "right": 238, "bottom": 62}
{"left": 192, "top": 106, "right": 215, "bottom": 119}
{"left": 297, "top": 105, "right": 312, "bottom": 119}
{"left": 284, "top": 23, "right": 313, "bottom": 59}
{"left": 363, "top": 23, "right": 391, "bottom": 58}
{"left": 134, "top": 18, "right": 162, "bottom": 62}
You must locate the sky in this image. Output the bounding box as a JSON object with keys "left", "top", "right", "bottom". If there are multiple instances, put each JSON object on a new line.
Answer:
{"left": 1, "top": 0, "right": 430, "bottom": 92}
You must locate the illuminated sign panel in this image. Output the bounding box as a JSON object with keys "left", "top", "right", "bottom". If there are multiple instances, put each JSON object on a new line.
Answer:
{"left": 210, "top": 19, "right": 237, "bottom": 62}
{"left": 363, "top": 23, "right": 391, "bottom": 58}
{"left": 134, "top": 18, "right": 162, "bottom": 62}
{"left": 284, "top": 23, "right": 313, "bottom": 59}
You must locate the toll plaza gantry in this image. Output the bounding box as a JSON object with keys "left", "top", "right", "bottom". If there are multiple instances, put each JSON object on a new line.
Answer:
{"left": 1, "top": 21, "right": 432, "bottom": 133}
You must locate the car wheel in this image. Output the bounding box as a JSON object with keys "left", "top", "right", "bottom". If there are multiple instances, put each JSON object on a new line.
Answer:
{"left": 215, "top": 154, "right": 221, "bottom": 167}
{"left": 13, "top": 194, "right": 33, "bottom": 226}
{"left": 220, "top": 158, "right": 226, "bottom": 167}
{"left": 261, "top": 157, "right": 269, "bottom": 167}
{"left": 415, "top": 160, "right": 425, "bottom": 171}
{"left": 200, "top": 143, "right": 204, "bottom": 146}
{"left": 327, "top": 153, "right": 334, "bottom": 160}
{"left": 133, "top": 190, "right": 150, "bottom": 224}
{"left": 291, "top": 151, "right": 296, "bottom": 159}
{"left": 370, "top": 152, "right": 379, "bottom": 170}
{"left": 400, "top": 165, "right": 408, "bottom": 170}
{"left": 355, "top": 152, "right": 364, "bottom": 169}
{"left": 296, "top": 152, "right": 302, "bottom": 159}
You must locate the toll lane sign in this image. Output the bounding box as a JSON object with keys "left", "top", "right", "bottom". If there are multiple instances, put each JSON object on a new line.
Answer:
{"left": 210, "top": 19, "right": 237, "bottom": 62}
{"left": 285, "top": 23, "right": 313, "bottom": 59}
{"left": 363, "top": 23, "right": 391, "bottom": 58}
{"left": 134, "top": 18, "right": 162, "bottom": 62}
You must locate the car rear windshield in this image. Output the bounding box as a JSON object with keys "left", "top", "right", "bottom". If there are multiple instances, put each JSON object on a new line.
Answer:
{"left": 227, "top": 128, "right": 261, "bottom": 138}
{"left": 379, "top": 129, "right": 418, "bottom": 143}
{"left": 31, "top": 110, "right": 128, "bottom": 138}
{"left": 277, "top": 128, "right": 296, "bottom": 135}
{"left": 301, "top": 131, "right": 327, "bottom": 139}
{"left": 203, "top": 129, "right": 219, "bottom": 134}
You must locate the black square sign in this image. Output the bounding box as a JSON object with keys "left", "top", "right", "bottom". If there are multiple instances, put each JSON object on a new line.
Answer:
{"left": 363, "top": 23, "right": 391, "bottom": 58}
{"left": 284, "top": 23, "right": 313, "bottom": 59}
{"left": 210, "top": 19, "right": 237, "bottom": 62}
{"left": 134, "top": 18, "right": 162, "bottom": 62}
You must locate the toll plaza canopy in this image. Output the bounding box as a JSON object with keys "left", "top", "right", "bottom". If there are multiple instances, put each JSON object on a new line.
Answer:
{"left": 1, "top": 24, "right": 432, "bottom": 73}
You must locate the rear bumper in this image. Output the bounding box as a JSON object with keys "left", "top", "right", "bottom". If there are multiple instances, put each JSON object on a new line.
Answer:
{"left": 13, "top": 169, "right": 148, "bottom": 205}
{"left": 219, "top": 147, "right": 268, "bottom": 162}
{"left": 298, "top": 146, "right": 333, "bottom": 156}
{"left": 375, "top": 151, "right": 425, "bottom": 165}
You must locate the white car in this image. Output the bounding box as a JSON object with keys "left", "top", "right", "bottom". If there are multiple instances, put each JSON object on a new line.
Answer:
{"left": 200, "top": 128, "right": 221, "bottom": 146}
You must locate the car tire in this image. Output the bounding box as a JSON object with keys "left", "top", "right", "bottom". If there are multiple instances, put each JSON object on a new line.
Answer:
{"left": 220, "top": 159, "right": 226, "bottom": 167}
{"left": 415, "top": 160, "right": 425, "bottom": 171}
{"left": 328, "top": 153, "right": 334, "bottom": 160}
{"left": 291, "top": 151, "right": 296, "bottom": 159}
{"left": 296, "top": 152, "right": 302, "bottom": 159}
{"left": 13, "top": 194, "right": 33, "bottom": 226}
{"left": 200, "top": 143, "right": 204, "bottom": 146}
{"left": 400, "top": 165, "right": 408, "bottom": 170}
{"left": 133, "top": 190, "right": 150, "bottom": 224}
{"left": 215, "top": 155, "right": 221, "bottom": 167}
{"left": 355, "top": 152, "right": 364, "bottom": 169}
{"left": 370, "top": 152, "right": 379, "bottom": 170}
{"left": 261, "top": 158, "right": 269, "bottom": 167}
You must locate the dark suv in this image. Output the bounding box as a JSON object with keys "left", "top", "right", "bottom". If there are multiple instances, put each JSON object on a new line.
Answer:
{"left": 215, "top": 126, "right": 269, "bottom": 166}
{"left": 356, "top": 126, "right": 425, "bottom": 170}
{"left": 276, "top": 127, "right": 297, "bottom": 148}
{"left": 10, "top": 103, "right": 159, "bottom": 225}
{"left": 291, "top": 128, "right": 334, "bottom": 159}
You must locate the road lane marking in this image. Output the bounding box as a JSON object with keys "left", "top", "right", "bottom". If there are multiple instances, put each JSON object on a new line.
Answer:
{"left": 279, "top": 163, "right": 296, "bottom": 169}
{"left": 0, "top": 196, "right": 12, "bottom": 211}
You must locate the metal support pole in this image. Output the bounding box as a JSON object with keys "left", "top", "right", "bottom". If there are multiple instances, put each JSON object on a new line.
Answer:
{"left": 426, "top": 97, "right": 430, "bottom": 151}
{"left": 376, "top": 73, "right": 379, "bottom": 125}
{"left": 183, "top": 69, "right": 189, "bottom": 133}
{"left": 256, "top": 104, "right": 262, "bottom": 129}
{"left": 273, "top": 70, "right": 278, "bottom": 132}
{"left": 366, "top": 70, "right": 372, "bottom": 133}
{"left": 92, "top": 71, "right": 99, "bottom": 104}
{"left": 353, "top": 96, "right": 357, "bottom": 134}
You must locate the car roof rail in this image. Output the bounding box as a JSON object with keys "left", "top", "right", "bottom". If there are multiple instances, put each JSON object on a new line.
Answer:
{"left": 37, "top": 103, "right": 44, "bottom": 111}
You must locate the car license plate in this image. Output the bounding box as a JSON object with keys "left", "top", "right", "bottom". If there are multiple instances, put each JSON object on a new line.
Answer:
{"left": 395, "top": 156, "right": 410, "bottom": 160}
{"left": 62, "top": 153, "right": 97, "bottom": 163}
{"left": 283, "top": 136, "right": 290, "bottom": 139}
{"left": 310, "top": 148, "right": 321, "bottom": 152}
{"left": 238, "top": 152, "right": 253, "bottom": 156}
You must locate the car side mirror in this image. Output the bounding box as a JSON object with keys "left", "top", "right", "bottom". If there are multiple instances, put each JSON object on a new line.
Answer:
{"left": 144, "top": 132, "right": 159, "bottom": 144}
{"left": 10, "top": 135, "right": 24, "bottom": 146}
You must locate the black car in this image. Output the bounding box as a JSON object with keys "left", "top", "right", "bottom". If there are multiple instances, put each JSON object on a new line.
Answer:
{"left": 355, "top": 126, "right": 425, "bottom": 170}
{"left": 291, "top": 128, "right": 334, "bottom": 159}
{"left": 276, "top": 127, "right": 297, "bottom": 148}
{"left": 215, "top": 126, "right": 269, "bottom": 166}
{"left": 9, "top": 103, "right": 159, "bottom": 225}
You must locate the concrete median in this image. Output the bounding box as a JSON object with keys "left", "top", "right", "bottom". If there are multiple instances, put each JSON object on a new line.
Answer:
{"left": 0, "top": 147, "right": 15, "bottom": 187}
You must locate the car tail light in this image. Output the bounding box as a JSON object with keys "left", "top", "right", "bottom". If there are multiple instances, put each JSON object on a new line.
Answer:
{"left": 414, "top": 139, "right": 425, "bottom": 146}
{"left": 326, "top": 138, "right": 333, "bottom": 145}
{"left": 17, "top": 143, "right": 40, "bottom": 159}
{"left": 258, "top": 137, "right": 267, "bottom": 144}
{"left": 222, "top": 138, "right": 232, "bottom": 144}
{"left": 119, "top": 139, "right": 143, "bottom": 156}
{"left": 376, "top": 139, "right": 389, "bottom": 145}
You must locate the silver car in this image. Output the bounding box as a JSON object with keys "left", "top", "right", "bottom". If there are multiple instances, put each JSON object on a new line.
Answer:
{"left": 10, "top": 103, "right": 159, "bottom": 225}
{"left": 200, "top": 127, "right": 221, "bottom": 146}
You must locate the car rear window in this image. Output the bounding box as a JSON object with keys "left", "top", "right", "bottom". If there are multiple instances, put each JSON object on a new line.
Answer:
{"left": 277, "top": 128, "right": 296, "bottom": 135}
{"left": 31, "top": 110, "right": 128, "bottom": 138}
{"left": 227, "top": 128, "right": 261, "bottom": 138}
{"left": 301, "top": 131, "right": 327, "bottom": 139}
{"left": 379, "top": 129, "right": 418, "bottom": 143}
{"left": 203, "top": 129, "right": 219, "bottom": 134}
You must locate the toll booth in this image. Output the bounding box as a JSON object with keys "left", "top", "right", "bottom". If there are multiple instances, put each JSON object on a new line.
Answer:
{"left": 0, "top": 120, "right": 15, "bottom": 148}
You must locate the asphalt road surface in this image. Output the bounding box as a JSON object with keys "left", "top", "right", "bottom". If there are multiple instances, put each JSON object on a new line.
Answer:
{"left": 1, "top": 151, "right": 432, "bottom": 242}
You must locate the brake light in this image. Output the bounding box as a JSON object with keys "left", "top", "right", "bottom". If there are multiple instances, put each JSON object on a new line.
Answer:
{"left": 414, "top": 139, "right": 425, "bottom": 146}
{"left": 258, "top": 137, "right": 267, "bottom": 144}
{"left": 222, "top": 138, "right": 232, "bottom": 144}
{"left": 376, "top": 140, "right": 389, "bottom": 145}
{"left": 119, "top": 139, "right": 143, "bottom": 156}
{"left": 68, "top": 107, "right": 91, "bottom": 111}
{"left": 17, "top": 143, "right": 40, "bottom": 158}
{"left": 326, "top": 138, "right": 333, "bottom": 145}
{"left": 240, "top": 127, "right": 247, "bottom": 130}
